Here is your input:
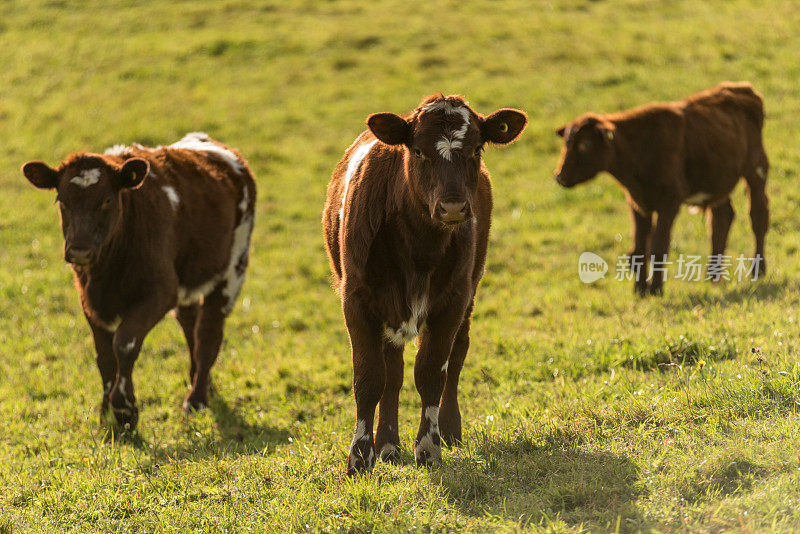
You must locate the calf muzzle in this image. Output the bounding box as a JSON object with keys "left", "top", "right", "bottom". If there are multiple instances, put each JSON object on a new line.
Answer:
{"left": 435, "top": 200, "right": 470, "bottom": 224}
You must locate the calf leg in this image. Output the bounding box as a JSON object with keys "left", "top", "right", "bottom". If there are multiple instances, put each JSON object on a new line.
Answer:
{"left": 438, "top": 302, "right": 473, "bottom": 448}
{"left": 343, "top": 293, "right": 385, "bottom": 475}
{"left": 628, "top": 207, "right": 652, "bottom": 295}
{"left": 706, "top": 199, "right": 735, "bottom": 276}
{"left": 374, "top": 342, "right": 404, "bottom": 463}
{"left": 745, "top": 166, "right": 769, "bottom": 276}
{"left": 175, "top": 304, "right": 199, "bottom": 383}
{"left": 414, "top": 304, "right": 466, "bottom": 467}
{"left": 647, "top": 204, "right": 680, "bottom": 296}
{"left": 184, "top": 288, "right": 226, "bottom": 412}
{"left": 89, "top": 322, "right": 117, "bottom": 420}
{"left": 108, "top": 293, "right": 173, "bottom": 430}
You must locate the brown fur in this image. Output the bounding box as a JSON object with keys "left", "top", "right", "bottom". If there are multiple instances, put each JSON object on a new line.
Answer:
{"left": 554, "top": 82, "right": 769, "bottom": 295}
{"left": 323, "top": 94, "right": 527, "bottom": 474}
{"left": 22, "top": 134, "right": 256, "bottom": 429}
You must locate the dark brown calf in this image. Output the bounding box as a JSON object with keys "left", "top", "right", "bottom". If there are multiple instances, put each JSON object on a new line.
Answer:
{"left": 554, "top": 82, "right": 769, "bottom": 295}
{"left": 323, "top": 94, "right": 527, "bottom": 474}
{"left": 23, "top": 133, "right": 256, "bottom": 429}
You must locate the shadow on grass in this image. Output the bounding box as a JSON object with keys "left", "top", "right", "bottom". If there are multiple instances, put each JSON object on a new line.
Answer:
{"left": 436, "top": 431, "right": 647, "bottom": 532}
{"left": 667, "top": 277, "right": 798, "bottom": 308}
{"left": 99, "top": 394, "right": 290, "bottom": 460}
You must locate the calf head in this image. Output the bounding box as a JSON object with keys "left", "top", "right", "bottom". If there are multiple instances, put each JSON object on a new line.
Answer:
{"left": 554, "top": 114, "right": 616, "bottom": 187}
{"left": 22, "top": 154, "right": 149, "bottom": 266}
{"left": 367, "top": 94, "right": 527, "bottom": 226}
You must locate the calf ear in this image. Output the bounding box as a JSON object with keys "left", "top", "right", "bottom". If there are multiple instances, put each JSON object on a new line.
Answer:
{"left": 367, "top": 113, "right": 411, "bottom": 145}
{"left": 22, "top": 161, "right": 59, "bottom": 189}
{"left": 117, "top": 158, "right": 149, "bottom": 190}
{"left": 482, "top": 109, "right": 528, "bottom": 144}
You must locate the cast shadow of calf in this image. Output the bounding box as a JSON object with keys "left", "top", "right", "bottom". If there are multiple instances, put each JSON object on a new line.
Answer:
{"left": 435, "top": 432, "right": 647, "bottom": 532}
{"left": 101, "top": 394, "right": 289, "bottom": 461}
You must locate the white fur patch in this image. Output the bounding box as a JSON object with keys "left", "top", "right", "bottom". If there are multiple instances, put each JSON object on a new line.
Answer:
{"left": 414, "top": 406, "right": 442, "bottom": 465}
{"left": 169, "top": 132, "right": 244, "bottom": 174}
{"left": 379, "top": 443, "right": 397, "bottom": 461}
{"left": 340, "top": 139, "right": 378, "bottom": 221}
{"left": 103, "top": 144, "right": 133, "bottom": 157}
{"left": 383, "top": 296, "right": 428, "bottom": 346}
{"left": 423, "top": 101, "right": 471, "bottom": 161}
{"left": 69, "top": 168, "right": 101, "bottom": 188}
{"left": 121, "top": 339, "right": 136, "bottom": 354}
{"left": 221, "top": 186, "right": 254, "bottom": 314}
{"left": 161, "top": 185, "right": 180, "bottom": 211}
{"left": 178, "top": 279, "right": 219, "bottom": 307}
{"left": 756, "top": 166, "right": 766, "bottom": 179}
{"left": 348, "top": 419, "right": 373, "bottom": 468}
{"left": 685, "top": 192, "right": 712, "bottom": 206}
{"left": 118, "top": 376, "right": 128, "bottom": 396}
{"left": 97, "top": 316, "right": 121, "bottom": 332}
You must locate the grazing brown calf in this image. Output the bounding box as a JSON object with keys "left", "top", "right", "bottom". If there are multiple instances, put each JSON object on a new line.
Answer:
{"left": 323, "top": 94, "right": 527, "bottom": 474}
{"left": 554, "top": 82, "right": 769, "bottom": 295}
{"left": 22, "top": 133, "right": 256, "bottom": 429}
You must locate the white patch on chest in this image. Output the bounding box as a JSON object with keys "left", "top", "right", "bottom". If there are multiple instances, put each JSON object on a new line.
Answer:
{"left": 70, "top": 168, "right": 101, "bottom": 188}
{"left": 161, "top": 185, "right": 180, "bottom": 211}
{"left": 340, "top": 139, "right": 378, "bottom": 221}
{"left": 383, "top": 296, "right": 428, "bottom": 346}
{"left": 169, "top": 132, "right": 244, "bottom": 174}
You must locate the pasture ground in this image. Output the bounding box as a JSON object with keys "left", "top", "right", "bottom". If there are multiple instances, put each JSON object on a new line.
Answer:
{"left": 2, "top": 0, "right": 800, "bottom": 532}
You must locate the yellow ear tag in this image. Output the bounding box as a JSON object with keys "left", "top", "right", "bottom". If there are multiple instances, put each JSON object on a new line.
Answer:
{"left": 132, "top": 171, "right": 138, "bottom": 182}
{"left": 500, "top": 122, "right": 508, "bottom": 133}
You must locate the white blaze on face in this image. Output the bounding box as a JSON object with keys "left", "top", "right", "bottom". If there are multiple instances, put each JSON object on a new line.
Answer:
{"left": 69, "top": 168, "right": 102, "bottom": 188}
{"left": 169, "top": 132, "right": 244, "bottom": 174}
{"left": 161, "top": 185, "right": 180, "bottom": 211}
{"left": 422, "top": 100, "right": 472, "bottom": 161}
{"left": 340, "top": 139, "right": 378, "bottom": 221}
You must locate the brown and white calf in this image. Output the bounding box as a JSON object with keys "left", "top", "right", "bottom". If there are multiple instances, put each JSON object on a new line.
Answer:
{"left": 323, "top": 94, "right": 527, "bottom": 474}
{"left": 22, "top": 133, "right": 256, "bottom": 429}
{"left": 554, "top": 82, "right": 769, "bottom": 295}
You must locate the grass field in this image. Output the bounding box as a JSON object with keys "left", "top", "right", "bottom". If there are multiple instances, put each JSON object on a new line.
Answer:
{"left": 2, "top": 0, "right": 800, "bottom": 531}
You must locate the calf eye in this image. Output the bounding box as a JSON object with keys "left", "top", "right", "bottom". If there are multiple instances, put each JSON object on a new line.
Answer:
{"left": 413, "top": 148, "right": 424, "bottom": 158}
{"left": 474, "top": 145, "right": 483, "bottom": 157}
{"left": 101, "top": 197, "right": 113, "bottom": 210}
{"left": 578, "top": 140, "right": 590, "bottom": 153}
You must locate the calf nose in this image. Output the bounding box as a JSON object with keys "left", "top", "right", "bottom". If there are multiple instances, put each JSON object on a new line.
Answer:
{"left": 438, "top": 200, "right": 468, "bottom": 223}
{"left": 66, "top": 247, "right": 93, "bottom": 265}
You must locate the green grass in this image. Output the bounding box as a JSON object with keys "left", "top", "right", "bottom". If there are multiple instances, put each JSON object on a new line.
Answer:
{"left": 2, "top": 0, "right": 800, "bottom": 531}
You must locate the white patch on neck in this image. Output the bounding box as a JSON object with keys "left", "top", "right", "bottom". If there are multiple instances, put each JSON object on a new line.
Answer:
{"left": 70, "top": 168, "right": 101, "bottom": 188}
{"left": 161, "top": 185, "right": 180, "bottom": 211}
{"left": 169, "top": 132, "right": 244, "bottom": 174}
{"left": 383, "top": 295, "right": 428, "bottom": 346}
{"left": 339, "top": 139, "right": 378, "bottom": 221}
